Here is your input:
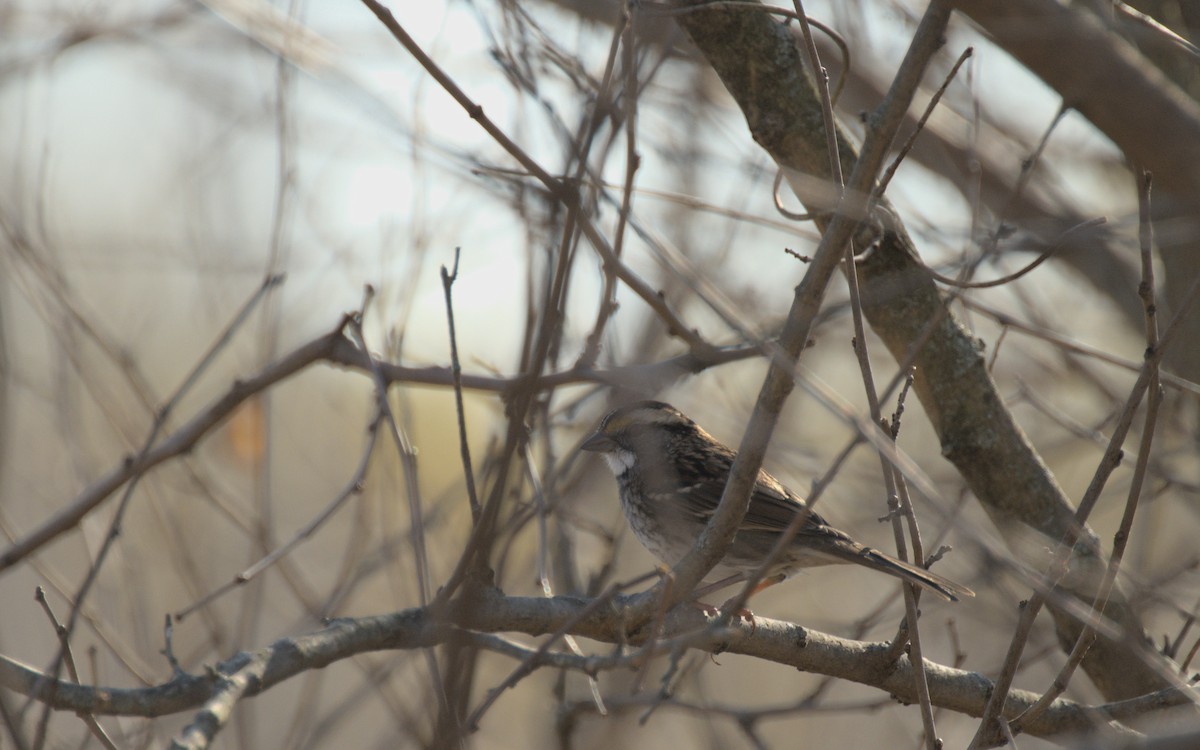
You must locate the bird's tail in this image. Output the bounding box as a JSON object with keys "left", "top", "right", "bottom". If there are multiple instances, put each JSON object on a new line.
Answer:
{"left": 851, "top": 546, "right": 974, "bottom": 602}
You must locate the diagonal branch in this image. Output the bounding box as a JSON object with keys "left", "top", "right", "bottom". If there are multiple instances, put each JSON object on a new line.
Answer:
{"left": 669, "top": 0, "right": 1188, "bottom": 703}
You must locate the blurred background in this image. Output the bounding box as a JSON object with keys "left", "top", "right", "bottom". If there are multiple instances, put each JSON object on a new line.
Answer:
{"left": 2, "top": 1, "right": 1198, "bottom": 748}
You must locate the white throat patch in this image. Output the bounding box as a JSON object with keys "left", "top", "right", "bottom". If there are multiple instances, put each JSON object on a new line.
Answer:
{"left": 602, "top": 449, "right": 636, "bottom": 476}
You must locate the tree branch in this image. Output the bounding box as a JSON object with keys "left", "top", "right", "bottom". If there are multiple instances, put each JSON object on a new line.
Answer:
{"left": 945, "top": 0, "right": 1200, "bottom": 202}
{"left": 0, "top": 589, "right": 1175, "bottom": 743}
{"left": 669, "top": 0, "right": 1186, "bottom": 702}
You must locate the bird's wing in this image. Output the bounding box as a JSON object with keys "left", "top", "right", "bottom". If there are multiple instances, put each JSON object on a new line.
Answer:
{"left": 662, "top": 448, "right": 837, "bottom": 536}
{"left": 739, "top": 474, "right": 838, "bottom": 536}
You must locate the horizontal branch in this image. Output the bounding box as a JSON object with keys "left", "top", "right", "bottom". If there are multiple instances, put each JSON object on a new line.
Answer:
{"left": 328, "top": 338, "right": 759, "bottom": 394}
{"left": 0, "top": 320, "right": 759, "bottom": 575}
{"left": 0, "top": 587, "right": 1172, "bottom": 742}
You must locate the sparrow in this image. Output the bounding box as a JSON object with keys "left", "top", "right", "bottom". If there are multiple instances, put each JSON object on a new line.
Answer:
{"left": 582, "top": 401, "right": 973, "bottom": 602}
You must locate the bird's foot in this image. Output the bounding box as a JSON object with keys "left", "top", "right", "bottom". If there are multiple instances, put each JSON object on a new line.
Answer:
{"left": 692, "top": 600, "right": 757, "bottom": 634}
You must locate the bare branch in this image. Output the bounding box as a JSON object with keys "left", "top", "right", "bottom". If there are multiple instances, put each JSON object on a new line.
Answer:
{"left": 0, "top": 591, "right": 1180, "bottom": 742}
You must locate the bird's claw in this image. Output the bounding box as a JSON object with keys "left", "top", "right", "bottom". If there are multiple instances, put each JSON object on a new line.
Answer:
{"left": 692, "top": 600, "right": 757, "bottom": 634}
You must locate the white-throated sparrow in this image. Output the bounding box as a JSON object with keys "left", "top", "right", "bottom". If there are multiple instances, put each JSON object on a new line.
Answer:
{"left": 582, "top": 401, "right": 973, "bottom": 602}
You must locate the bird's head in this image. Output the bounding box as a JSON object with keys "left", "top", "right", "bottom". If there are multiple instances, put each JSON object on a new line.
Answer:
{"left": 581, "top": 401, "right": 698, "bottom": 476}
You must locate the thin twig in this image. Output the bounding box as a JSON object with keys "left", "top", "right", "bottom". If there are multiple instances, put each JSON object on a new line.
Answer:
{"left": 968, "top": 247, "right": 1200, "bottom": 749}
{"left": 1181, "top": 636, "right": 1200, "bottom": 675}
{"left": 890, "top": 469, "right": 939, "bottom": 748}
{"left": 959, "top": 298, "right": 1200, "bottom": 397}
{"left": 32, "top": 589, "right": 118, "bottom": 750}
{"left": 924, "top": 217, "right": 1106, "bottom": 289}
{"left": 1010, "top": 169, "right": 1164, "bottom": 734}
{"left": 796, "top": 1, "right": 938, "bottom": 743}
{"left": 442, "top": 248, "right": 481, "bottom": 523}
{"left": 359, "top": 0, "right": 708, "bottom": 354}
{"left": 348, "top": 297, "right": 431, "bottom": 606}
{"left": 793, "top": 0, "right": 842, "bottom": 194}
{"left": 31, "top": 274, "right": 283, "bottom": 750}
{"left": 773, "top": 168, "right": 816, "bottom": 221}
{"left": 172, "top": 406, "right": 383, "bottom": 621}
{"left": 578, "top": 7, "right": 637, "bottom": 369}
{"left": 162, "top": 615, "right": 183, "bottom": 677}
{"left": 1114, "top": 1, "right": 1200, "bottom": 61}
{"left": 877, "top": 46, "right": 973, "bottom": 197}
{"left": 462, "top": 571, "right": 658, "bottom": 730}
{"left": 987, "top": 104, "right": 1070, "bottom": 261}
{"left": 344, "top": 296, "right": 452, "bottom": 733}
{"left": 521, "top": 442, "right": 608, "bottom": 717}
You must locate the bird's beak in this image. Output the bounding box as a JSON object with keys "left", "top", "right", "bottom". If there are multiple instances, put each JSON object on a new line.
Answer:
{"left": 580, "top": 431, "right": 615, "bottom": 452}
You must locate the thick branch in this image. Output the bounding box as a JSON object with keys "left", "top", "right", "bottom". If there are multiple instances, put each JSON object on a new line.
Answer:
{"left": 945, "top": 0, "right": 1200, "bottom": 202}
{"left": 0, "top": 590, "right": 1170, "bottom": 742}
{"left": 669, "top": 0, "right": 1177, "bottom": 700}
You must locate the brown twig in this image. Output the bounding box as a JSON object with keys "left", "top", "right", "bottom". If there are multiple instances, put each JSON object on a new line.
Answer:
{"left": 968, "top": 246, "right": 1200, "bottom": 749}
{"left": 796, "top": 2, "right": 938, "bottom": 743}
{"left": 924, "top": 217, "right": 1106, "bottom": 290}
{"left": 172, "top": 403, "right": 383, "bottom": 621}
{"left": 462, "top": 571, "right": 658, "bottom": 730}
{"left": 32, "top": 589, "right": 117, "bottom": 750}
{"left": 31, "top": 273, "right": 283, "bottom": 750}
{"left": 977, "top": 103, "right": 1069, "bottom": 268}
{"left": 877, "top": 46, "right": 973, "bottom": 197}
{"left": 959, "top": 298, "right": 1200, "bottom": 397}
{"left": 359, "top": 0, "right": 708, "bottom": 355}
{"left": 1010, "top": 169, "right": 1165, "bottom": 735}
{"left": 0, "top": 313, "right": 345, "bottom": 576}
{"left": 0, "top": 324, "right": 760, "bottom": 581}
{"left": 1113, "top": 1, "right": 1200, "bottom": 61}
{"left": 578, "top": 7, "right": 637, "bottom": 369}
{"left": 520, "top": 441, "right": 608, "bottom": 717}
{"left": 792, "top": 0, "right": 841, "bottom": 197}
{"left": 442, "top": 248, "right": 482, "bottom": 523}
